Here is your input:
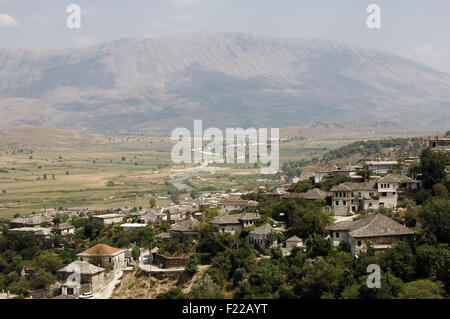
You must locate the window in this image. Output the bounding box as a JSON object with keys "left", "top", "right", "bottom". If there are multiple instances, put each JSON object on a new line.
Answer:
{"left": 382, "top": 192, "right": 387, "bottom": 197}
{"left": 358, "top": 240, "right": 362, "bottom": 247}
{"left": 343, "top": 200, "right": 347, "bottom": 205}
{"left": 335, "top": 201, "right": 339, "bottom": 205}
{"left": 336, "top": 232, "right": 339, "bottom": 238}
{"left": 352, "top": 206, "right": 356, "bottom": 212}
{"left": 369, "top": 203, "right": 372, "bottom": 207}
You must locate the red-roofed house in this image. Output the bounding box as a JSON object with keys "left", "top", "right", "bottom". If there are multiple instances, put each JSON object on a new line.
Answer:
{"left": 77, "top": 244, "right": 125, "bottom": 274}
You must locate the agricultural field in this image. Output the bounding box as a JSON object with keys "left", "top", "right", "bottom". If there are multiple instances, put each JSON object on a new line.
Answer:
{"left": 0, "top": 126, "right": 403, "bottom": 219}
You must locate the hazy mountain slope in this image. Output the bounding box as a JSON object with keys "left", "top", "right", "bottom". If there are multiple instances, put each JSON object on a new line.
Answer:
{"left": 0, "top": 126, "right": 108, "bottom": 150}
{"left": 0, "top": 32, "right": 449, "bottom": 134}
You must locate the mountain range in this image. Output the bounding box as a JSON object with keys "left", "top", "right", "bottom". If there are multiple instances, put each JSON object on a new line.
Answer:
{"left": 0, "top": 32, "right": 449, "bottom": 134}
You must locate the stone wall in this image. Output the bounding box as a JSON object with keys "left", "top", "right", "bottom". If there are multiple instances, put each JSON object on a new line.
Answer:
{"left": 154, "top": 253, "right": 189, "bottom": 269}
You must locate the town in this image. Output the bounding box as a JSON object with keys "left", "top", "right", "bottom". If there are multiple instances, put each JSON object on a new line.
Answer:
{"left": 0, "top": 135, "right": 448, "bottom": 299}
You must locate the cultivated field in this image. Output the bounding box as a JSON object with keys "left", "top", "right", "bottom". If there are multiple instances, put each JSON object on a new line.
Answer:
{"left": 0, "top": 126, "right": 406, "bottom": 218}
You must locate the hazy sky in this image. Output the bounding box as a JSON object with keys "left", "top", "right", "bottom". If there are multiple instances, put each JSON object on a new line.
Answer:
{"left": 1, "top": 0, "right": 449, "bottom": 72}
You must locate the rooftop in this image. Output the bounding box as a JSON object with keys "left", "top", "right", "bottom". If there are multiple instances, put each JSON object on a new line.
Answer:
{"left": 171, "top": 217, "right": 199, "bottom": 232}
{"left": 59, "top": 260, "right": 105, "bottom": 275}
{"left": 78, "top": 244, "right": 123, "bottom": 256}
{"left": 92, "top": 213, "right": 124, "bottom": 219}
{"left": 328, "top": 214, "right": 415, "bottom": 238}
{"left": 250, "top": 223, "right": 273, "bottom": 235}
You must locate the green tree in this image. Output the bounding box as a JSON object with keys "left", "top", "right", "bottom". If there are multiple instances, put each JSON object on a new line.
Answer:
{"left": 419, "top": 198, "right": 450, "bottom": 244}
{"left": 305, "top": 233, "right": 332, "bottom": 258}
{"left": 398, "top": 279, "right": 446, "bottom": 299}
{"left": 132, "top": 246, "right": 141, "bottom": 262}
{"left": 420, "top": 148, "right": 448, "bottom": 189}
{"left": 188, "top": 274, "right": 223, "bottom": 299}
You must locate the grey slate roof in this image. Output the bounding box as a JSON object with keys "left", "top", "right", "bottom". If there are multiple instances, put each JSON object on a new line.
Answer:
{"left": 377, "top": 174, "right": 416, "bottom": 184}
{"left": 52, "top": 223, "right": 74, "bottom": 231}
{"left": 250, "top": 224, "right": 273, "bottom": 235}
{"left": 328, "top": 214, "right": 415, "bottom": 238}
{"left": 286, "top": 235, "right": 303, "bottom": 243}
{"left": 59, "top": 260, "right": 105, "bottom": 275}
{"left": 331, "top": 181, "right": 376, "bottom": 192}
{"left": 211, "top": 212, "right": 260, "bottom": 225}
{"left": 299, "top": 188, "right": 329, "bottom": 200}
{"left": 171, "top": 217, "right": 199, "bottom": 232}
{"left": 156, "top": 232, "right": 171, "bottom": 239}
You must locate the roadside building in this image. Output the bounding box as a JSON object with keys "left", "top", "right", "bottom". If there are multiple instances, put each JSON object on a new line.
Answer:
{"left": 58, "top": 260, "right": 105, "bottom": 296}
{"left": 77, "top": 244, "right": 125, "bottom": 274}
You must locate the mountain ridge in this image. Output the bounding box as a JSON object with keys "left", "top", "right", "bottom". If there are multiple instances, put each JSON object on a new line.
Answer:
{"left": 1, "top": 32, "right": 449, "bottom": 134}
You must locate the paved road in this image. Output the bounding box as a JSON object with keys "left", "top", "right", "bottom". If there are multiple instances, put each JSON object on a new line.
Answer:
{"left": 93, "top": 271, "right": 123, "bottom": 299}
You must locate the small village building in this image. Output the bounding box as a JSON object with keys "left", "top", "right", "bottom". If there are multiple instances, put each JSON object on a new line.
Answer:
{"left": 249, "top": 224, "right": 279, "bottom": 255}
{"left": 330, "top": 174, "right": 422, "bottom": 216}
{"left": 211, "top": 212, "right": 260, "bottom": 235}
{"left": 52, "top": 223, "right": 76, "bottom": 236}
{"left": 119, "top": 223, "right": 147, "bottom": 232}
{"left": 364, "top": 161, "right": 400, "bottom": 175}
{"left": 9, "top": 227, "right": 53, "bottom": 239}
{"left": 91, "top": 213, "right": 124, "bottom": 225}
{"left": 137, "top": 208, "right": 166, "bottom": 224}
{"left": 429, "top": 136, "right": 450, "bottom": 149}
{"left": 314, "top": 170, "right": 333, "bottom": 183}
{"left": 331, "top": 181, "right": 378, "bottom": 216}
{"left": 164, "top": 205, "right": 192, "bottom": 224}
{"left": 220, "top": 199, "right": 258, "bottom": 213}
{"left": 296, "top": 188, "right": 329, "bottom": 202}
{"left": 77, "top": 244, "right": 125, "bottom": 274}
{"left": 170, "top": 217, "right": 199, "bottom": 241}
{"left": 328, "top": 214, "right": 416, "bottom": 257}
{"left": 281, "top": 235, "right": 305, "bottom": 255}
{"left": 9, "top": 215, "right": 49, "bottom": 229}
{"left": 58, "top": 260, "right": 105, "bottom": 296}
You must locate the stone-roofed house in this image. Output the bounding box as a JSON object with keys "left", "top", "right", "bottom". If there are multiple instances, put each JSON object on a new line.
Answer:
{"left": 328, "top": 214, "right": 416, "bottom": 257}
{"left": 330, "top": 174, "right": 422, "bottom": 216}
{"left": 297, "top": 188, "right": 329, "bottom": 201}
{"left": 220, "top": 199, "right": 258, "bottom": 212}
{"left": 9, "top": 215, "right": 50, "bottom": 229}
{"left": 331, "top": 181, "right": 378, "bottom": 216}
{"left": 281, "top": 235, "right": 305, "bottom": 255}
{"left": 249, "top": 224, "right": 279, "bottom": 254}
{"left": 52, "top": 223, "right": 76, "bottom": 235}
{"left": 77, "top": 244, "right": 125, "bottom": 274}
{"left": 164, "top": 205, "right": 193, "bottom": 224}
{"left": 210, "top": 212, "right": 260, "bottom": 235}
{"left": 58, "top": 260, "right": 105, "bottom": 296}
{"left": 170, "top": 217, "right": 199, "bottom": 241}
{"left": 137, "top": 208, "right": 166, "bottom": 224}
